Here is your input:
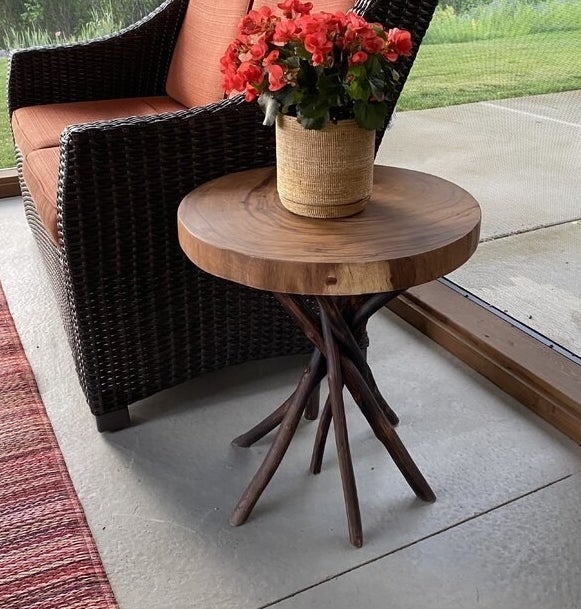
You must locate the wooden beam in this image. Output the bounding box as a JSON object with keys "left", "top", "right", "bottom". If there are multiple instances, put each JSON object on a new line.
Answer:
{"left": 388, "top": 280, "right": 581, "bottom": 444}
{"left": 0, "top": 169, "right": 20, "bottom": 199}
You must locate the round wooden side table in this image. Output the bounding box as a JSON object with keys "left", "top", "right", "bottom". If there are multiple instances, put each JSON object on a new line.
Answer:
{"left": 177, "top": 165, "right": 481, "bottom": 547}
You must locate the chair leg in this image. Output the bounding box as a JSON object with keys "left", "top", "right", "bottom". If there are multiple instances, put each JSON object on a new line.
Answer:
{"left": 96, "top": 407, "right": 131, "bottom": 432}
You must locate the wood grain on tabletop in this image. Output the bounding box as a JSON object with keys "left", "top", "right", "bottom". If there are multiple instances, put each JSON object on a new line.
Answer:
{"left": 177, "top": 165, "right": 481, "bottom": 295}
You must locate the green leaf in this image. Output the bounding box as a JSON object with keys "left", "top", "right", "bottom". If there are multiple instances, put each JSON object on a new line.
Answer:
{"left": 348, "top": 65, "right": 366, "bottom": 79}
{"left": 296, "top": 113, "right": 328, "bottom": 130}
{"left": 368, "top": 75, "right": 386, "bottom": 99}
{"left": 353, "top": 100, "right": 388, "bottom": 130}
{"left": 275, "top": 87, "right": 298, "bottom": 114}
{"left": 317, "top": 73, "right": 344, "bottom": 107}
{"left": 293, "top": 87, "right": 331, "bottom": 128}
{"left": 348, "top": 79, "right": 371, "bottom": 102}
{"left": 294, "top": 44, "right": 312, "bottom": 61}
{"left": 296, "top": 98, "right": 330, "bottom": 118}
{"left": 366, "top": 54, "right": 382, "bottom": 75}
{"left": 297, "top": 59, "right": 319, "bottom": 90}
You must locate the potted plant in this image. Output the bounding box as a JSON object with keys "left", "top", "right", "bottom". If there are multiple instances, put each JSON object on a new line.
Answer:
{"left": 220, "top": 0, "right": 413, "bottom": 217}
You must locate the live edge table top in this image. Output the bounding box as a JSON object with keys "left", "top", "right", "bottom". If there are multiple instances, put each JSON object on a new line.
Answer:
{"left": 177, "top": 165, "right": 481, "bottom": 296}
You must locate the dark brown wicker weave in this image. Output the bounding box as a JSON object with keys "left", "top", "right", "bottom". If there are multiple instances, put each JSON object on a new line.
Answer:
{"left": 8, "top": 0, "right": 439, "bottom": 432}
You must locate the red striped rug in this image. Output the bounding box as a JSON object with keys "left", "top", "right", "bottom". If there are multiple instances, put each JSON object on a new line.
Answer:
{"left": 0, "top": 284, "right": 118, "bottom": 609}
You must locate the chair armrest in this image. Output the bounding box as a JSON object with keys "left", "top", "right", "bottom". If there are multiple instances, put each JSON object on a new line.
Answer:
{"left": 51, "top": 97, "right": 276, "bottom": 394}
{"left": 56, "top": 95, "right": 274, "bottom": 269}
{"left": 8, "top": 0, "right": 188, "bottom": 114}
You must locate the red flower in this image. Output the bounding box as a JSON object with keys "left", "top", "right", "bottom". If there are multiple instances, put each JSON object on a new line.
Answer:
{"left": 267, "top": 64, "right": 286, "bottom": 91}
{"left": 385, "top": 28, "right": 413, "bottom": 61}
{"left": 221, "top": 69, "right": 244, "bottom": 93}
{"left": 220, "top": 40, "right": 242, "bottom": 70}
{"left": 277, "top": 0, "right": 313, "bottom": 19}
{"left": 250, "top": 37, "right": 269, "bottom": 60}
{"left": 244, "top": 86, "right": 259, "bottom": 102}
{"left": 361, "top": 30, "right": 386, "bottom": 54}
{"left": 263, "top": 49, "right": 280, "bottom": 65}
{"left": 239, "top": 61, "right": 264, "bottom": 85}
{"left": 240, "top": 7, "right": 274, "bottom": 35}
{"left": 303, "top": 30, "right": 333, "bottom": 58}
{"left": 344, "top": 12, "right": 370, "bottom": 36}
{"left": 349, "top": 51, "right": 368, "bottom": 66}
{"left": 273, "top": 19, "right": 297, "bottom": 44}
{"left": 219, "top": 2, "right": 412, "bottom": 130}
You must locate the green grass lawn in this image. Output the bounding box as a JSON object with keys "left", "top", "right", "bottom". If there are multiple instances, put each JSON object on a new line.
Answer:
{"left": 1, "top": 28, "right": 580, "bottom": 168}
{"left": 0, "top": 59, "right": 15, "bottom": 169}
{"left": 399, "top": 29, "right": 581, "bottom": 110}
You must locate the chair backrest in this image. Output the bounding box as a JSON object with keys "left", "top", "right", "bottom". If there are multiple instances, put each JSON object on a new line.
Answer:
{"left": 165, "top": 0, "right": 251, "bottom": 107}
{"left": 165, "top": 0, "right": 356, "bottom": 108}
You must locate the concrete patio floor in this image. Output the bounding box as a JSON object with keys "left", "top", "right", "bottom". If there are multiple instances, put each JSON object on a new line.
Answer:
{"left": 1, "top": 92, "right": 580, "bottom": 608}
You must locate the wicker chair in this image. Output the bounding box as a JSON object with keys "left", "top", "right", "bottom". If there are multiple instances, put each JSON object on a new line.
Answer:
{"left": 8, "top": 0, "right": 439, "bottom": 432}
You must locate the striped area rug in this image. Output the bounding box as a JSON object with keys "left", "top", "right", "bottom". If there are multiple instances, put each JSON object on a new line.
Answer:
{"left": 0, "top": 284, "right": 118, "bottom": 609}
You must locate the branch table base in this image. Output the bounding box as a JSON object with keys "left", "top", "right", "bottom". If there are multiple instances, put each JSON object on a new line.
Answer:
{"left": 177, "top": 165, "right": 481, "bottom": 546}
{"left": 230, "top": 292, "right": 435, "bottom": 547}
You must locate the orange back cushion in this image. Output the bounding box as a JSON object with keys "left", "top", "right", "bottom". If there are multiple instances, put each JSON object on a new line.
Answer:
{"left": 166, "top": 0, "right": 252, "bottom": 108}
{"left": 253, "top": 0, "right": 354, "bottom": 12}
{"left": 166, "top": 0, "right": 356, "bottom": 108}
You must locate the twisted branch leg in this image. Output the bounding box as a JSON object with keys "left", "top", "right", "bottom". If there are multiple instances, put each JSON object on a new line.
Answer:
{"left": 230, "top": 291, "right": 435, "bottom": 544}
{"left": 310, "top": 395, "right": 332, "bottom": 475}
{"left": 274, "top": 293, "right": 399, "bottom": 426}
{"left": 232, "top": 351, "right": 325, "bottom": 447}
{"left": 319, "top": 301, "right": 363, "bottom": 547}
{"left": 230, "top": 350, "right": 324, "bottom": 526}
{"left": 304, "top": 383, "right": 320, "bottom": 420}
{"left": 342, "top": 358, "right": 436, "bottom": 503}
{"left": 322, "top": 298, "right": 399, "bottom": 426}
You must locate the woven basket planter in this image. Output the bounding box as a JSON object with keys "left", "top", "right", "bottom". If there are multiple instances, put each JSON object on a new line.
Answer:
{"left": 275, "top": 114, "right": 375, "bottom": 218}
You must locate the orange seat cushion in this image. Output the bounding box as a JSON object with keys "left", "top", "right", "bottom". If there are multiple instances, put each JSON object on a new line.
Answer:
{"left": 166, "top": 0, "right": 252, "bottom": 108}
{"left": 11, "top": 96, "right": 187, "bottom": 158}
{"left": 21, "top": 147, "right": 60, "bottom": 245}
